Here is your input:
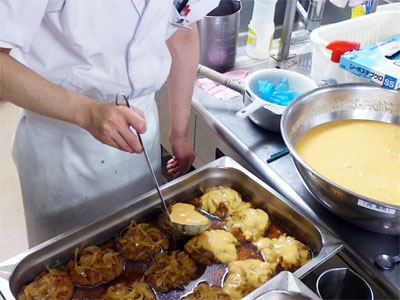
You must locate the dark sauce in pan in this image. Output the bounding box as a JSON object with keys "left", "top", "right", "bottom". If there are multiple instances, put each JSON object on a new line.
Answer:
{"left": 72, "top": 261, "right": 149, "bottom": 300}
{"left": 23, "top": 196, "right": 310, "bottom": 300}
{"left": 71, "top": 218, "right": 292, "bottom": 300}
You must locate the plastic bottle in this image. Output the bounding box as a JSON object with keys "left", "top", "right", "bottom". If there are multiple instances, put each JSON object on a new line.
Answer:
{"left": 246, "top": 0, "right": 277, "bottom": 59}
{"left": 324, "top": 40, "right": 360, "bottom": 82}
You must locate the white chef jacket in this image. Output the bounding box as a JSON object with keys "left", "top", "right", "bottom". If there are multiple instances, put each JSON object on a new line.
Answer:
{"left": 0, "top": 0, "right": 217, "bottom": 247}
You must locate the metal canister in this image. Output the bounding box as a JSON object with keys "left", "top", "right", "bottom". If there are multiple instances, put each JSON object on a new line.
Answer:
{"left": 316, "top": 268, "right": 374, "bottom": 300}
{"left": 198, "top": 0, "right": 241, "bottom": 72}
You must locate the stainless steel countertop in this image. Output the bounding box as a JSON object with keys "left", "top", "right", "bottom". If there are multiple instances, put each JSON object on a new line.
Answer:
{"left": 192, "top": 41, "right": 400, "bottom": 298}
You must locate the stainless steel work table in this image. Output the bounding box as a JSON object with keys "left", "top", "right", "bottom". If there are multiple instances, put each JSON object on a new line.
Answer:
{"left": 192, "top": 46, "right": 400, "bottom": 298}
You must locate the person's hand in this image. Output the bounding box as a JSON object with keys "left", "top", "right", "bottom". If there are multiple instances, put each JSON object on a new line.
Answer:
{"left": 167, "top": 135, "right": 195, "bottom": 178}
{"left": 82, "top": 101, "right": 146, "bottom": 153}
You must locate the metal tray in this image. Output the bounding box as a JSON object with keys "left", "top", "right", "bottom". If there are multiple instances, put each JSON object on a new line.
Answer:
{"left": 244, "top": 271, "right": 321, "bottom": 300}
{"left": 0, "top": 157, "right": 342, "bottom": 300}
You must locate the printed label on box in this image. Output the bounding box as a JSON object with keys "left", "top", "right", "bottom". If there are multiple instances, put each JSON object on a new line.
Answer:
{"left": 340, "top": 34, "right": 400, "bottom": 90}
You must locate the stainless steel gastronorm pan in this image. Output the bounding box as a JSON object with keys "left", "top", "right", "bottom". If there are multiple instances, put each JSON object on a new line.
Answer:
{"left": 0, "top": 157, "right": 342, "bottom": 300}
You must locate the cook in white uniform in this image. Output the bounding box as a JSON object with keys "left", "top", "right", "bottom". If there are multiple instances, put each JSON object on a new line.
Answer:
{"left": 0, "top": 0, "right": 218, "bottom": 247}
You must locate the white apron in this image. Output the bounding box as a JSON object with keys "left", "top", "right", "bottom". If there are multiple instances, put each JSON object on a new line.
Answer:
{"left": 7, "top": 0, "right": 176, "bottom": 247}
{"left": 2, "top": 0, "right": 219, "bottom": 247}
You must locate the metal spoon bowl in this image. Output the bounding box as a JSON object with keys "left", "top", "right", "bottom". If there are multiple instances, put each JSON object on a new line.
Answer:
{"left": 375, "top": 254, "right": 400, "bottom": 270}
{"left": 168, "top": 203, "right": 211, "bottom": 235}
{"left": 171, "top": 221, "right": 210, "bottom": 236}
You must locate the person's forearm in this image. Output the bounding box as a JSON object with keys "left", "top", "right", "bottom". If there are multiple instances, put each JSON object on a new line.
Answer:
{"left": 166, "top": 24, "right": 199, "bottom": 142}
{"left": 0, "top": 49, "right": 146, "bottom": 153}
{"left": 0, "top": 49, "right": 94, "bottom": 127}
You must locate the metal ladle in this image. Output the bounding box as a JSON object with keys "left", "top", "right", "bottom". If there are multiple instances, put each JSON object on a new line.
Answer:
{"left": 115, "top": 93, "right": 210, "bottom": 236}
{"left": 375, "top": 254, "right": 400, "bottom": 270}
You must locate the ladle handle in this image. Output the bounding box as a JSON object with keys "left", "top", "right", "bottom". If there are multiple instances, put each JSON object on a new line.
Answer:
{"left": 137, "top": 133, "right": 170, "bottom": 216}
{"left": 115, "top": 93, "right": 170, "bottom": 216}
{"left": 236, "top": 99, "right": 266, "bottom": 119}
{"left": 197, "top": 64, "right": 245, "bottom": 94}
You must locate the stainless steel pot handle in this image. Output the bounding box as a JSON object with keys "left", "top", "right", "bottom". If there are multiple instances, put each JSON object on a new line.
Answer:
{"left": 0, "top": 264, "right": 16, "bottom": 281}
{"left": 0, "top": 263, "right": 16, "bottom": 299}
{"left": 197, "top": 64, "right": 245, "bottom": 94}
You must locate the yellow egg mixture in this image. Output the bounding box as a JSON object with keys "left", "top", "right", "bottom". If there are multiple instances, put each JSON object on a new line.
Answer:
{"left": 295, "top": 120, "right": 400, "bottom": 206}
{"left": 184, "top": 230, "right": 239, "bottom": 264}
{"left": 170, "top": 203, "right": 209, "bottom": 225}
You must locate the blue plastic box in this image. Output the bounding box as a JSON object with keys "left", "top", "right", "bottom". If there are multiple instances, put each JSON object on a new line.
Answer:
{"left": 340, "top": 34, "right": 400, "bottom": 90}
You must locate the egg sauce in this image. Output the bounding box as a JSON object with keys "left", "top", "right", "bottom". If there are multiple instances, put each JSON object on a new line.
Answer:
{"left": 295, "top": 120, "right": 400, "bottom": 206}
{"left": 170, "top": 203, "right": 209, "bottom": 225}
{"left": 184, "top": 229, "right": 239, "bottom": 264}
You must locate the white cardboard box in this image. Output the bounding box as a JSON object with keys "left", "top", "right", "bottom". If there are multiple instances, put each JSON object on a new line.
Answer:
{"left": 310, "top": 11, "right": 400, "bottom": 84}
{"left": 340, "top": 34, "right": 400, "bottom": 90}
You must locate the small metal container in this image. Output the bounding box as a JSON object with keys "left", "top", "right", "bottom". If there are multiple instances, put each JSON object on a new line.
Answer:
{"left": 198, "top": 0, "right": 241, "bottom": 72}
{"left": 244, "top": 271, "right": 321, "bottom": 300}
{"left": 281, "top": 83, "right": 400, "bottom": 234}
{"left": 257, "top": 290, "right": 313, "bottom": 300}
{"left": 0, "top": 157, "right": 342, "bottom": 300}
{"left": 316, "top": 268, "right": 374, "bottom": 300}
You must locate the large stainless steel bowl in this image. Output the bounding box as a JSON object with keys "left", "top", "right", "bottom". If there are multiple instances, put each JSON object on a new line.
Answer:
{"left": 281, "top": 84, "right": 400, "bottom": 235}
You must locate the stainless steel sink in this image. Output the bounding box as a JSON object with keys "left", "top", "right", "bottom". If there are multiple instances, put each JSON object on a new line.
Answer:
{"left": 237, "top": 0, "right": 384, "bottom": 48}
{"left": 234, "top": 0, "right": 391, "bottom": 77}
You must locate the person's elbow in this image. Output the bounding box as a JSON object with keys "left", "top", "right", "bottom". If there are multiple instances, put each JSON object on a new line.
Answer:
{"left": 0, "top": 48, "right": 11, "bottom": 55}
